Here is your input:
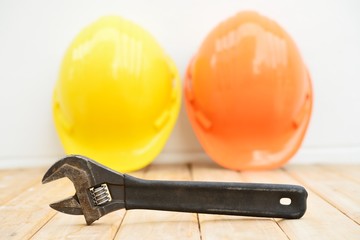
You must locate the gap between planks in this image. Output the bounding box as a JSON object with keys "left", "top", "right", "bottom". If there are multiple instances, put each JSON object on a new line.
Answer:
{"left": 1, "top": 164, "right": 359, "bottom": 240}
{"left": 284, "top": 165, "right": 360, "bottom": 225}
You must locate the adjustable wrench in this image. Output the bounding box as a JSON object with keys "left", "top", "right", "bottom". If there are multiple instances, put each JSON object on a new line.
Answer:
{"left": 42, "top": 155, "right": 307, "bottom": 225}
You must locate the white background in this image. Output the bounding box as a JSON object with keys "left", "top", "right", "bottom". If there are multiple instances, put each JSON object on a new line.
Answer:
{"left": 0, "top": 0, "right": 359, "bottom": 168}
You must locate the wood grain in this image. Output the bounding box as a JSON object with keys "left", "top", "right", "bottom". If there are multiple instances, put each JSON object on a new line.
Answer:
{"left": 323, "top": 164, "right": 360, "bottom": 183}
{"left": 0, "top": 178, "right": 74, "bottom": 240}
{"left": 31, "top": 211, "right": 125, "bottom": 240}
{"left": 1, "top": 164, "right": 359, "bottom": 240}
{"left": 30, "top": 169, "right": 146, "bottom": 239}
{"left": 114, "top": 164, "right": 201, "bottom": 240}
{"left": 191, "top": 163, "right": 288, "bottom": 240}
{"left": 241, "top": 168, "right": 360, "bottom": 240}
{"left": 0, "top": 168, "right": 44, "bottom": 204}
{"left": 286, "top": 165, "right": 360, "bottom": 224}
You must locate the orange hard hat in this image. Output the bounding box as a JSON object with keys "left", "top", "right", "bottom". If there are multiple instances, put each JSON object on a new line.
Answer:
{"left": 184, "top": 11, "right": 313, "bottom": 170}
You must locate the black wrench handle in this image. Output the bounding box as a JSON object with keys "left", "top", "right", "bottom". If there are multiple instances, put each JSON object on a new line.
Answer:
{"left": 123, "top": 175, "right": 307, "bottom": 219}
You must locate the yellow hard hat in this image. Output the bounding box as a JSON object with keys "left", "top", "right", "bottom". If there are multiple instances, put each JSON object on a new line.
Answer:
{"left": 53, "top": 16, "right": 181, "bottom": 172}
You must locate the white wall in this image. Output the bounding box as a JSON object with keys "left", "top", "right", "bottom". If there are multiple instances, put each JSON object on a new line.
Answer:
{"left": 0, "top": 0, "right": 359, "bottom": 168}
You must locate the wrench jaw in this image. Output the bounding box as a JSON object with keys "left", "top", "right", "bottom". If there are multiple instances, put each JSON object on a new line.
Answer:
{"left": 42, "top": 155, "right": 126, "bottom": 225}
{"left": 50, "top": 195, "right": 83, "bottom": 215}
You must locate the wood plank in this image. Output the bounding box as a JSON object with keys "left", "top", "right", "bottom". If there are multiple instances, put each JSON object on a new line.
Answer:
{"left": 114, "top": 164, "right": 201, "bottom": 240}
{"left": 240, "top": 168, "right": 360, "bottom": 240}
{"left": 191, "top": 163, "right": 288, "bottom": 240}
{"left": 0, "top": 168, "right": 44, "bottom": 204}
{"left": 30, "top": 169, "right": 146, "bottom": 239}
{"left": 322, "top": 164, "right": 360, "bottom": 183}
{"left": 31, "top": 210, "right": 125, "bottom": 240}
{"left": 1, "top": 164, "right": 359, "bottom": 240}
{"left": 286, "top": 165, "right": 360, "bottom": 224}
{"left": 0, "top": 178, "right": 74, "bottom": 240}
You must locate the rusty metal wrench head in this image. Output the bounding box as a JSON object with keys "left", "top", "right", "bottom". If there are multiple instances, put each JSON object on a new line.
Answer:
{"left": 42, "top": 155, "right": 125, "bottom": 225}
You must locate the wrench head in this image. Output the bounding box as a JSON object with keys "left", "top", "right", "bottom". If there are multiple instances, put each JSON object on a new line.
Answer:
{"left": 42, "top": 155, "right": 125, "bottom": 225}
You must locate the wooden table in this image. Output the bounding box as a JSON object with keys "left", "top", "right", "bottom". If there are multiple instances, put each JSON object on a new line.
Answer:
{"left": 1, "top": 163, "right": 359, "bottom": 239}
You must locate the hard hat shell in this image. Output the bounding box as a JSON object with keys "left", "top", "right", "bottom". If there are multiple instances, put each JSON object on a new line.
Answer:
{"left": 53, "top": 16, "right": 181, "bottom": 172}
{"left": 185, "top": 11, "right": 312, "bottom": 170}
